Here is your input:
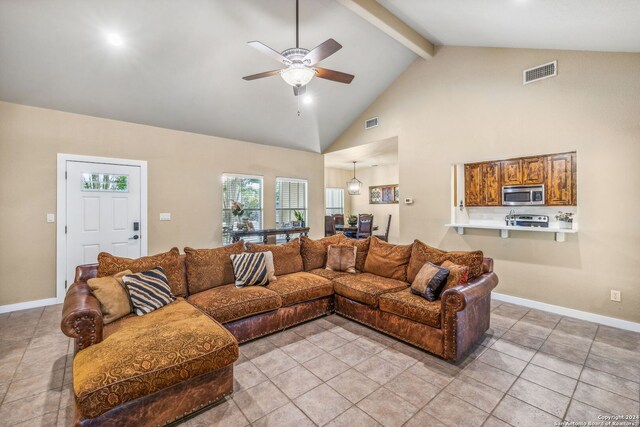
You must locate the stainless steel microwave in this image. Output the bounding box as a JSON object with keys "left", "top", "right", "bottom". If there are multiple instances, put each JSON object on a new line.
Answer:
{"left": 502, "top": 185, "right": 545, "bottom": 206}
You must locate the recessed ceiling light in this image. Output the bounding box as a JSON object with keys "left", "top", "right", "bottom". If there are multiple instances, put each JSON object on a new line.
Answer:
{"left": 303, "top": 95, "right": 312, "bottom": 105}
{"left": 106, "top": 32, "right": 124, "bottom": 47}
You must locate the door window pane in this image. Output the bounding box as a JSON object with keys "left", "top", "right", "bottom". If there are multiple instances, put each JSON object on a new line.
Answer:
{"left": 81, "top": 173, "right": 128, "bottom": 192}
{"left": 222, "top": 174, "right": 263, "bottom": 244}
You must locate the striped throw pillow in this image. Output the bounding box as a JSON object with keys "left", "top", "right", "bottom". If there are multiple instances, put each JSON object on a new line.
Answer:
{"left": 230, "top": 252, "right": 273, "bottom": 287}
{"left": 122, "top": 267, "right": 176, "bottom": 315}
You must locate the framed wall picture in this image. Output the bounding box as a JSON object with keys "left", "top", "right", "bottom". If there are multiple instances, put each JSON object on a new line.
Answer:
{"left": 369, "top": 184, "right": 399, "bottom": 204}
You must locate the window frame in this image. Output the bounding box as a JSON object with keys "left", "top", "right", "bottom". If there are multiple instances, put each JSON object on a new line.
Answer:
{"left": 325, "top": 187, "right": 345, "bottom": 216}
{"left": 275, "top": 177, "right": 308, "bottom": 229}
{"left": 221, "top": 173, "right": 264, "bottom": 244}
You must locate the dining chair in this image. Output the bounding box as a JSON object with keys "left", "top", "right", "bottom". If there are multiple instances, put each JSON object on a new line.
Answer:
{"left": 357, "top": 214, "right": 373, "bottom": 239}
{"left": 324, "top": 216, "right": 336, "bottom": 236}
{"left": 374, "top": 214, "right": 392, "bottom": 242}
{"left": 332, "top": 214, "right": 345, "bottom": 226}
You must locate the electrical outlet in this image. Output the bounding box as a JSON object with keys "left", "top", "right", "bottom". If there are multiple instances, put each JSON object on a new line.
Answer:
{"left": 159, "top": 213, "right": 171, "bottom": 221}
{"left": 610, "top": 290, "right": 621, "bottom": 302}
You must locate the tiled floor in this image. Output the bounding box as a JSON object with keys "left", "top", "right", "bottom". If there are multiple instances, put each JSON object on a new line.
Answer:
{"left": 0, "top": 300, "right": 639, "bottom": 426}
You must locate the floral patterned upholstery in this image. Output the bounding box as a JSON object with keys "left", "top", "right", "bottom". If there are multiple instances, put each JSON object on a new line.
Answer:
{"left": 184, "top": 241, "right": 245, "bottom": 294}
{"left": 333, "top": 273, "right": 408, "bottom": 307}
{"left": 379, "top": 288, "right": 442, "bottom": 328}
{"left": 73, "top": 299, "right": 238, "bottom": 419}
{"left": 308, "top": 268, "right": 350, "bottom": 281}
{"left": 266, "top": 272, "right": 334, "bottom": 306}
{"left": 187, "top": 284, "right": 281, "bottom": 324}
{"left": 300, "top": 234, "right": 347, "bottom": 271}
{"left": 246, "top": 238, "right": 304, "bottom": 276}
{"left": 407, "top": 239, "right": 484, "bottom": 282}
{"left": 341, "top": 237, "right": 371, "bottom": 272}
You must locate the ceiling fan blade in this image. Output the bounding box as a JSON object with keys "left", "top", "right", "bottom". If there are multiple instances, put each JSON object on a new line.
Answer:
{"left": 303, "top": 38, "right": 342, "bottom": 65}
{"left": 293, "top": 85, "right": 306, "bottom": 96}
{"left": 247, "top": 41, "right": 290, "bottom": 65}
{"left": 242, "top": 69, "right": 282, "bottom": 81}
{"left": 314, "top": 67, "right": 354, "bottom": 84}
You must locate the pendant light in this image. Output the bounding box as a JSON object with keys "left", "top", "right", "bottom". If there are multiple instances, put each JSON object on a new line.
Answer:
{"left": 347, "top": 161, "right": 362, "bottom": 195}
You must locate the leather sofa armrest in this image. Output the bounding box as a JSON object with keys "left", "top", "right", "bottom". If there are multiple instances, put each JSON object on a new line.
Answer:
{"left": 442, "top": 271, "right": 499, "bottom": 313}
{"left": 61, "top": 281, "right": 104, "bottom": 352}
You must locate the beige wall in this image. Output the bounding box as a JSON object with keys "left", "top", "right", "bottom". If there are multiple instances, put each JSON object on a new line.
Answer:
{"left": 0, "top": 102, "right": 325, "bottom": 306}
{"left": 328, "top": 46, "right": 640, "bottom": 323}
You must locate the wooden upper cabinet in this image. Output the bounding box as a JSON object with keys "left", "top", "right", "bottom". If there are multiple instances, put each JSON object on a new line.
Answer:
{"left": 501, "top": 159, "right": 522, "bottom": 186}
{"left": 482, "top": 162, "right": 502, "bottom": 205}
{"left": 464, "top": 163, "right": 483, "bottom": 206}
{"left": 522, "top": 157, "right": 545, "bottom": 185}
{"left": 546, "top": 153, "right": 573, "bottom": 205}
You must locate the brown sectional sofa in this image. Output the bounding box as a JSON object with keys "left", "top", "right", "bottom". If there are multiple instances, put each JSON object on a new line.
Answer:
{"left": 61, "top": 235, "right": 498, "bottom": 426}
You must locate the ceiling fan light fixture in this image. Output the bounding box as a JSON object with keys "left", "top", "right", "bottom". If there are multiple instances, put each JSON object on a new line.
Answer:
{"left": 280, "top": 64, "right": 315, "bottom": 87}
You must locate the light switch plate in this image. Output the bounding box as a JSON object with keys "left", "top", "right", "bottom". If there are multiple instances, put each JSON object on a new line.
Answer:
{"left": 46, "top": 213, "right": 55, "bottom": 223}
{"left": 160, "top": 213, "right": 171, "bottom": 221}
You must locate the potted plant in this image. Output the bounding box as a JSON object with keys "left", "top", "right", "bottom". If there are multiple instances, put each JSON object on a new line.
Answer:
{"left": 293, "top": 210, "right": 305, "bottom": 228}
{"left": 231, "top": 201, "right": 245, "bottom": 230}
{"left": 555, "top": 211, "right": 574, "bottom": 229}
{"left": 347, "top": 215, "right": 358, "bottom": 226}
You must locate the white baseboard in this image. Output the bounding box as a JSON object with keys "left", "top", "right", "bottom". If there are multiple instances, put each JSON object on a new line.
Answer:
{"left": 0, "top": 297, "right": 61, "bottom": 314}
{"left": 492, "top": 292, "right": 640, "bottom": 333}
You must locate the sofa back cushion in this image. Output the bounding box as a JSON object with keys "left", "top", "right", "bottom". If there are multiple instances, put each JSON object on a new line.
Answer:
{"left": 246, "top": 238, "right": 304, "bottom": 276}
{"left": 407, "top": 239, "right": 484, "bottom": 283}
{"left": 363, "top": 237, "right": 413, "bottom": 282}
{"left": 300, "top": 234, "right": 347, "bottom": 271}
{"left": 184, "top": 241, "right": 245, "bottom": 294}
{"left": 98, "top": 247, "right": 187, "bottom": 297}
{"left": 341, "top": 236, "right": 371, "bottom": 273}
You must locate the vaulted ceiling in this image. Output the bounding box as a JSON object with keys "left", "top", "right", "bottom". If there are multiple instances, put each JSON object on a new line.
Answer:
{"left": 1, "top": 0, "right": 638, "bottom": 154}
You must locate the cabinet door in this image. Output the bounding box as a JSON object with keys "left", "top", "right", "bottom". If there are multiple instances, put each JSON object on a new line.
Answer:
{"left": 522, "top": 157, "right": 545, "bottom": 185}
{"left": 464, "top": 163, "right": 482, "bottom": 206}
{"left": 546, "top": 154, "right": 573, "bottom": 205}
{"left": 482, "top": 162, "right": 502, "bottom": 206}
{"left": 501, "top": 159, "right": 522, "bottom": 186}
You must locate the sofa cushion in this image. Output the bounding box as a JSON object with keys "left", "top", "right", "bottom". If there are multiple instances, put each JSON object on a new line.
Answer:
{"left": 246, "top": 238, "right": 304, "bottom": 276}
{"left": 407, "top": 240, "right": 484, "bottom": 282}
{"left": 87, "top": 270, "right": 132, "bottom": 324}
{"left": 98, "top": 247, "right": 187, "bottom": 297}
{"left": 363, "top": 237, "right": 413, "bottom": 282}
{"left": 266, "top": 272, "right": 334, "bottom": 306}
{"left": 326, "top": 245, "right": 357, "bottom": 273}
{"left": 300, "top": 234, "right": 347, "bottom": 271}
{"left": 379, "top": 288, "right": 441, "bottom": 328}
{"left": 184, "top": 241, "right": 245, "bottom": 294}
{"left": 341, "top": 237, "right": 371, "bottom": 273}
{"left": 123, "top": 267, "right": 176, "bottom": 315}
{"left": 73, "top": 299, "right": 238, "bottom": 419}
{"left": 333, "top": 273, "right": 408, "bottom": 307}
{"left": 187, "top": 284, "right": 281, "bottom": 323}
{"left": 307, "top": 268, "right": 350, "bottom": 281}
{"left": 441, "top": 260, "right": 470, "bottom": 293}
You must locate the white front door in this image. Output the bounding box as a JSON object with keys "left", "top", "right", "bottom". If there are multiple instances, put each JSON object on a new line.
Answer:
{"left": 65, "top": 160, "right": 142, "bottom": 287}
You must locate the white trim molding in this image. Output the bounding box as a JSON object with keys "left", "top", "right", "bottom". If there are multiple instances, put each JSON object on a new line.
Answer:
{"left": 0, "top": 298, "right": 59, "bottom": 314}
{"left": 492, "top": 292, "right": 640, "bottom": 333}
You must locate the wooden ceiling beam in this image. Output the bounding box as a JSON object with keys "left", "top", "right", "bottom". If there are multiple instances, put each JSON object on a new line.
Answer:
{"left": 336, "top": 0, "right": 434, "bottom": 59}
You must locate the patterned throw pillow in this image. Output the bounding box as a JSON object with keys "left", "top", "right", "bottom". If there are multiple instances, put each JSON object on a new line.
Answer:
{"left": 230, "top": 252, "right": 275, "bottom": 287}
{"left": 410, "top": 262, "right": 450, "bottom": 302}
{"left": 326, "top": 245, "right": 357, "bottom": 273}
{"left": 122, "top": 267, "right": 176, "bottom": 316}
{"left": 407, "top": 239, "right": 483, "bottom": 282}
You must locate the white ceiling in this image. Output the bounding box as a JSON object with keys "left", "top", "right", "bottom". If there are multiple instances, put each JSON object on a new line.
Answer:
{"left": 378, "top": 0, "right": 640, "bottom": 52}
{"left": 0, "top": 0, "right": 415, "bottom": 153}
{"left": 324, "top": 137, "right": 398, "bottom": 169}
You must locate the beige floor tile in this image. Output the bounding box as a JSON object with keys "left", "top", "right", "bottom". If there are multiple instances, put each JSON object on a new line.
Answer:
{"left": 412, "top": 358, "right": 459, "bottom": 389}
{"left": 444, "top": 375, "right": 503, "bottom": 413}
{"left": 330, "top": 342, "right": 374, "bottom": 366}
{"left": 508, "top": 378, "right": 570, "bottom": 418}
{"left": 281, "top": 339, "right": 325, "bottom": 363}
{"left": 232, "top": 380, "right": 289, "bottom": 422}
{"left": 460, "top": 360, "right": 516, "bottom": 392}
{"left": 555, "top": 317, "right": 598, "bottom": 339}
{"left": 477, "top": 348, "right": 527, "bottom": 375}
{"left": 251, "top": 348, "right": 299, "bottom": 378}
{"left": 4, "top": 368, "right": 64, "bottom": 403}
{"left": 384, "top": 371, "right": 440, "bottom": 408}
{"left": 594, "top": 325, "right": 640, "bottom": 352}
{"left": 0, "top": 359, "right": 20, "bottom": 385}
{"left": 325, "top": 406, "right": 380, "bottom": 427}
{"left": 482, "top": 416, "right": 511, "bottom": 427}
{"left": 8, "top": 308, "right": 44, "bottom": 322}
{"left": 489, "top": 314, "right": 518, "bottom": 330}
{"left": 564, "top": 399, "right": 611, "bottom": 422}
{"left": 520, "top": 363, "right": 577, "bottom": 396}
{"left": 13, "top": 355, "right": 67, "bottom": 382}
{"left": 493, "top": 395, "right": 560, "bottom": 427}
{"left": 186, "top": 397, "right": 249, "bottom": 427}
{"left": 589, "top": 341, "right": 640, "bottom": 366}
{"left": 580, "top": 366, "right": 640, "bottom": 401}
{"left": 389, "top": 341, "right": 428, "bottom": 361}
{"left": 490, "top": 339, "right": 536, "bottom": 362}
{"left": 266, "top": 330, "right": 304, "bottom": 347}
{"left": 307, "top": 330, "right": 349, "bottom": 352}
{"left": 362, "top": 330, "right": 397, "bottom": 348}
{"left": 11, "top": 410, "right": 58, "bottom": 427}
{"left": 253, "top": 402, "right": 314, "bottom": 427}
{"left": 584, "top": 353, "right": 640, "bottom": 383}
{"left": 20, "top": 343, "right": 68, "bottom": 367}
{"left": 239, "top": 338, "right": 277, "bottom": 360}
{"left": 294, "top": 383, "right": 352, "bottom": 425}
{"left": 271, "top": 365, "right": 322, "bottom": 399}
{"left": 423, "top": 392, "right": 489, "bottom": 427}
{"left": 0, "top": 389, "right": 61, "bottom": 426}
{"left": 545, "top": 328, "right": 594, "bottom": 349}
{"left": 490, "top": 300, "right": 502, "bottom": 311}
{"left": 351, "top": 337, "right": 387, "bottom": 354}
{"left": 573, "top": 382, "right": 640, "bottom": 416}
{"left": 491, "top": 303, "right": 528, "bottom": 320}
{"left": 357, "top": 387, "right": 417, "bottom": 427}
{"left": 290, "top": 321, "right": 326, "bottom": 338}
{"left": 404, "top": 409, "right": 448, "bottom": 427}
{"left": 530, "top": 352, "right": 582, "bottom": 379}
{"left": 329, "top": 326, "right": 362, "bottom": 342}
{"left": 232, "top": 361, "right": 268, "bottom": 391}
{"left": 0, "top": 339, "right": 30, "bottom": 363}
{"left": 327, "top": 369, "right": 379, "bottom": 404}
{"left": 500, "top": 330, "right": 545, "bottom": 350}
{"left": 377, "top": 347, "right": 420, "bottom": 369}
{"left": 57, "top": 404, "right": 74, "bottom": 427}
{"left": 313, "top": 318, "right": 337, "bottom": 330}
{"left": 539, "top": 335, "right": 590, "bottom": 365}
{"left": 354, "top": 355, "right": 404, "bottom": 385}
{"left": 303, "top": 352, "right": 350, "bottom": 381}
{"left": 509, "top": 320, "right": 553, "bottom": 340}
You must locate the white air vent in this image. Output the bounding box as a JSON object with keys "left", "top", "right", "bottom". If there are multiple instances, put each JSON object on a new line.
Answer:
{"left": 364, "top": 117, "right": 379, "bottom": 129}
{"left": 523, "top": 61, "right": 557, "bottom": 85}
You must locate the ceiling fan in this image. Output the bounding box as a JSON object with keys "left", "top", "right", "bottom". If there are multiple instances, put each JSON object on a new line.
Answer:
{"left": 242, "top": 0, "right": 354, "bottom": 97}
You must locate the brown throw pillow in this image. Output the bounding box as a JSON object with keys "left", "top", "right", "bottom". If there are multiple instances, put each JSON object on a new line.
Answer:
{"left": 441, "top": 260, "right": 470, "bottom": 293}
{"left": 341, "top": 236, "right": 371, "bottom": 272}
{"left": 300, "top": 234, "right": 347, "bottom": 271}
{"left": 363, "top": 237, "right": 413, "bottom": 282}
{"left": 407, "top": 239, "right": 484, "bottom": 283}
{"left": 87, "top": 270, "right": 133, "bottom": 324}
{"left": 246, "top": 238, "right": 304, "bottom": 276}
{"left": 410, "top": 262, "right": 449, "bottom": 301}
{"left": 97, "top": 247, "right": 187, "bottom": 297}
{"left": 184, "top": 241, "right": 245, "bottom": 294}
{"left": 326, "top": 245, "right": 357, "bottom": 273}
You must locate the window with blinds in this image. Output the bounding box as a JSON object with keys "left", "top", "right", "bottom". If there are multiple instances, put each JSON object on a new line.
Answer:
{"left": 276, "top": 178, "right": 308, "bottom": 228}
{"left": 325, "top": 188, "right": 344, "bottom": 215}
{"left": 222, "top": 174, "right": 263, "bottom": 244}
